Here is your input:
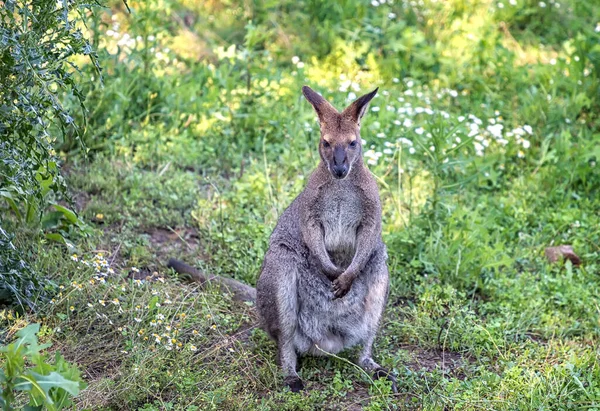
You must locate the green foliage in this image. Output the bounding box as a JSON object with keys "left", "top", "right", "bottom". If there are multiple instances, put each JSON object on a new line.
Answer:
{"left": 0, "top": 227, "right": 50, "bottom": 311}
{"left": 0, "top": 0, "right": 99, "bottom": 219}
{"left": 0, "top": 323, "right": 86, "bottom": 410}
{"left": 0, "top": 0, "right": 101, "bottom": 308}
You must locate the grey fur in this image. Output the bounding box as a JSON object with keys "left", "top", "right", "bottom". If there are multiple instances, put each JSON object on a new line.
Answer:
{"left": 256, "top": 86, "right": 396, "bottom": 393}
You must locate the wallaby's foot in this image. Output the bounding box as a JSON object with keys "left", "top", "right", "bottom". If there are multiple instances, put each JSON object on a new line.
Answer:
{"left": 284, "top": 376, "right": 305, "bottom": 392}
{"left": 332, "top": 273, "right": 353, "bottom": 299}
{"left": 373, "top": 367, "right": 398, "bottom": 394}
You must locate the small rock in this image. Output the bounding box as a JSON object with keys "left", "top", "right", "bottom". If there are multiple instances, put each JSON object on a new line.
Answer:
{"left": 545, "top": 245, "right": 581, "bottom": 266}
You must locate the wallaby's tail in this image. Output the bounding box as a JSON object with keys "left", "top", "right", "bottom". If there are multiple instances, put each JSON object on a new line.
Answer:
{"left": 167, "top": 259, "right": 256, "bottom": 303}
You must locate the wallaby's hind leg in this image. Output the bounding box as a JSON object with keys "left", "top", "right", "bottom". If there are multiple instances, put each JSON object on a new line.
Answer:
{"left": 279, "top": 340, "right": 303, "bottom": 392}
{"left": 359, "top": 332, "right": 398, "bottom": 394}
{"left": 256, "top": 245, "right": 304, "bottom": 392}
{"left": 357, "top": 248, "right": 398, "bottom": 393}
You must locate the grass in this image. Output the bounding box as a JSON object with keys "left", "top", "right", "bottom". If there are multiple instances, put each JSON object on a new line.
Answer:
{"left": 2, "top": 0, "right": 600, "bottom": 409}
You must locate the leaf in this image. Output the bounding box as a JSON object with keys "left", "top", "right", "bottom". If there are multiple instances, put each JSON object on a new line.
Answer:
{"left": 45, "top": 233, "right": 66, "bottom": 245}
{"left": 31, "top": 372, "right": 82, "bottom": 396}
{"left": 14, "top": 371, "right": 82, "bottom": 404}
{"left": 42, "top": 212, "right": 65, "bottom": 230}
{"left": 1, "top": 324, "right": 52, "bottom": 357}
{"left": 50, "top": 203, "right": 78, "bottom": 224}
{"left": 1, "top": 193, "right": 24, "bottom": 220}
{"left": 12, "top": 323, "right": 40, "bottom": 353}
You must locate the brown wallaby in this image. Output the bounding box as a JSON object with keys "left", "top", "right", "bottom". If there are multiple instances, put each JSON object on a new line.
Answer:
{"left": 168, "top": 85, "right": 396, "bottom": 394}
{"left": 256, "top": 86, "right": 395, "bottom": 392}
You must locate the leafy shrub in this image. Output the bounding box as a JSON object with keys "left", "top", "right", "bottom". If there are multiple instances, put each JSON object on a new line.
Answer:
{"left": 0, "top": 323, "right": 86, "bottom": 410}
{"left": 0, "top": 0, "right": 101, "bottom": 222}
{"left": 0, "top": 0, "right": 102, "bottom": 307}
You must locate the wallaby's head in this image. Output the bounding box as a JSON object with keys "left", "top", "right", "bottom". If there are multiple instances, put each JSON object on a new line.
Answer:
{"left": 302, "top": 86, "right": 378, "bottom": 180}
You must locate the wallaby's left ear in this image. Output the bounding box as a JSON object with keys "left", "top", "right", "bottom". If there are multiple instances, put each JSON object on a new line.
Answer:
{"left": 302, "top": 85, "right": 338, "bottom": 126}
{"left": 342, "top": 88, "right": 378, "bottom": 125}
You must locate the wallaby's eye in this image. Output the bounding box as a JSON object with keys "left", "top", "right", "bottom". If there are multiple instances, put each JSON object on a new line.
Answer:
{"left": 322, "top": 140, "right": 331, "bottom": 148}
{"left": 349, "top": 140, "right": 358, "bottom": 148}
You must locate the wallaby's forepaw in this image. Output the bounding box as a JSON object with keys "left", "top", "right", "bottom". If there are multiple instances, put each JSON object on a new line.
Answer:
{"left": 323, "top": 263, "right": 343, "bottom": 280}
{"left": 332, "top": 274, "right": 352, "bottom": 299}
{"left": 373, "top": 367, "right": 398, "bottom": 394}
{"left": 284, "top": 376, "right": 305, "bottom": 392}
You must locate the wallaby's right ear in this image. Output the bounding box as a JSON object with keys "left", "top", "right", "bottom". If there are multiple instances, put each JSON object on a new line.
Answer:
{"left": 342, "top": 88, "right": 378, "bottom": 126}
{"left": 302, "top": 86, "right": 338, "bottom": 125}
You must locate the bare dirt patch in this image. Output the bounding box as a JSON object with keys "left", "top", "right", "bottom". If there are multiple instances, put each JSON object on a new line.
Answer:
{"left": 148, "top": 226, "right": 201, "bottom": 259}
{"left": 403, "top": 345, "right": 469, "bottom": 379}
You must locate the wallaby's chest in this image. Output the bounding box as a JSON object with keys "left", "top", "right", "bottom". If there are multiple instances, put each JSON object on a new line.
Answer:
{"left": 317, "top": 184, "right": 362, "bottom": 265}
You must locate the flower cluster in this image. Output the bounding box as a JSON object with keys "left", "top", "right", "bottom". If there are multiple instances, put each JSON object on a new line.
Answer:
{"left": 71, "top": 252, "right": 114, "bottom": 285}
{"left": 102, "top": 15, "right": 181, "bottom": 69}
{"left": 291, "top": 56, "right": 305, "bottom": 69}
{"left": 51, "top": 253, "right": 212, "bottom": 355}
{"left": 358, "top": 79, "right": 536, "bottom": 167}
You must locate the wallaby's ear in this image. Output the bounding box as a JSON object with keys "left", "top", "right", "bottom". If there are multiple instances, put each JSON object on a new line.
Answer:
{"left": 302, "top": 86, "right": 338, "bottom": 125}
{"left": 342, "top": 88, "right": 378, "bottom": 126}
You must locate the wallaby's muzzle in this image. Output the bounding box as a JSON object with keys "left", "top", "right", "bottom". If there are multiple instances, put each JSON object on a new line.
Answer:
{"left": 331, "top": 165, "right": 348, "bottom": 179}
{"left": 331, "top": 145, "right": 349, "bottom": 178}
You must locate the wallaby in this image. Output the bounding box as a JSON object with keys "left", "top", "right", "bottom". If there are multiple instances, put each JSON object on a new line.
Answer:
{"left": 256, "top": 86, "right": 395, "bottom": 392}
{"left": 168, "top": 86, "right": 396, "bottom": 394}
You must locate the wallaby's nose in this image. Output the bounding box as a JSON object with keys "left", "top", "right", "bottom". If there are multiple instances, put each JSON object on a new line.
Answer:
{"left": 332, "top": 165, "right": 348, "bottom": 178}
{"left": 332, "top": 145, "right": 348, "bottom": 178}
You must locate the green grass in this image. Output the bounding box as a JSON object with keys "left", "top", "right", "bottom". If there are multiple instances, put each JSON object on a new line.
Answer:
{"left": 2, "top": 0, "right": 600, "bottom": 409}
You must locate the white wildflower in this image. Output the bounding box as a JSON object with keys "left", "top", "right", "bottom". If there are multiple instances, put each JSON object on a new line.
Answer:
{"left": 487, "top": 124, "right": 504, "bottom": 138}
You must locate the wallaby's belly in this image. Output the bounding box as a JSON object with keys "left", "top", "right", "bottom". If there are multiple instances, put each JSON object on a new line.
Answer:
{"left": 294, "top": 270, "right": 371, "bottom": 355}
{"left": 320, "top": 187, "right": 362, "bottom": 268}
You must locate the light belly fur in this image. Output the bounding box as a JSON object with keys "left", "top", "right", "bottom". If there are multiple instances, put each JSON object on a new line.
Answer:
{"left": 322, "top": 191, "right": 362, "bottom": 267}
